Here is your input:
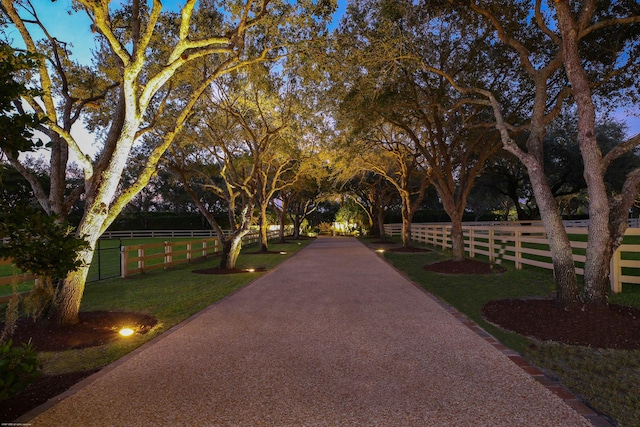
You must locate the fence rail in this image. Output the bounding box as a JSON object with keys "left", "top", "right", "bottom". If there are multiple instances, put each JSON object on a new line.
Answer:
{"left": 101, "top": 229, "right": 226, "bottom": 239}
{"left": 384, "top": 222, "right": 640, "bottom": 293}
{"left": 120, "top": 228, "right": 288, "bottom": 278}
{"left": 1, "top": 227, "right": 292, "bottom": 287}
{"left": 0, "top": 258, "right": 35, "bottom": 287}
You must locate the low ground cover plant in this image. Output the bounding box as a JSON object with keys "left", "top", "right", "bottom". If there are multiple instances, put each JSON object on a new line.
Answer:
{"left": 0, "top": 339, "right": 41, "bottom": 400}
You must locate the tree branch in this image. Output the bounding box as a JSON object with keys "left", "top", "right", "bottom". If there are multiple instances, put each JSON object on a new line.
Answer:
{"left": 601, "top": 133, "right": 640, "bottom": 173}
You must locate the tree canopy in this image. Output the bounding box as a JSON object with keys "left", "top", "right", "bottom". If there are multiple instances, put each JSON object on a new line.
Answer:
{"left": 1, "top": 0, "right": 640, "bottom": 320}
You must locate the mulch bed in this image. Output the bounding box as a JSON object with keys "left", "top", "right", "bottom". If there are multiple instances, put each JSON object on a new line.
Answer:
{"left": 424, "top": 259, "right": 506, "bottom": 274}
{"left": 482, "top": 299, "right": 640, "bottom": 350}
{"left": 1, "top": 311, "right": 158, "bottom": 422}
{"left": 386, "top": 246, "right": 432, "bottom": 253}
{"left": 0, "top": 369, "right": 99, "bottom": 422}
{"left": 5, "top": 311, "right": 158, "bottom": 351}
{"left": 192, "top": 267, "right": 266, "bottom": 274}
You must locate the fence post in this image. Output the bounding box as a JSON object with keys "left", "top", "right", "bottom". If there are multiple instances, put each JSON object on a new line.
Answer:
{"left": 138, "top": 246, "right": 145, "bottom": 273}
{"left": 610, "top": 248, "right": 622, "bottom": 293}
{"left": 164, "top": 242, "right": 173, "bottom": 268}
{"left": 468, "top": 227, "right": 475, "bottom": 258}
{"left": 447, "top": 226, "right": 452, "bottom": 250}
{"left": 515, "top": 229, "right": 522, "bottom": 270}
{"left": 489, "top": 229, "right": 495, "bottom": 262}
{"left": 120, "top": 246, "right": 127, "bottom": 278}
{"left": 202, "top": 240, "right": 207, "bottom": 258}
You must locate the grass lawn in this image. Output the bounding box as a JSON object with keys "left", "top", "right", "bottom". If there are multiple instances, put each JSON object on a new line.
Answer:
{"left": 378, "top": 239, "right": 640, "bottom": 426}
{"left": 0, "top": 237, "right": 221, "bottom": 297}
{"left": 1, "top": 239, "right": 312, "bottom": 376}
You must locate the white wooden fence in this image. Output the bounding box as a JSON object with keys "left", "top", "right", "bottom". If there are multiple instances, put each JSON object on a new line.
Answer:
{"left": 102, "top": 229, "right": 230, "bottom": 239}
{"left": 384, "top": 222, "right": 640, "bottom": 293}
{"left": 0, "top": 227, "right": 293, "bottom": 285}
{"left": 120, "top": 228, "right": 288, "bottom": 278}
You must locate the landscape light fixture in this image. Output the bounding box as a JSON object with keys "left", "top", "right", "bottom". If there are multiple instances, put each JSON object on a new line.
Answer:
{"left": 375, "top": 249, "right": 385, "bottom": 254}
{"left": 247, "top": 268, "right": 256, "bottom": 273}
{"left": 119, "top": 327, "right": 135, "bottom": 337}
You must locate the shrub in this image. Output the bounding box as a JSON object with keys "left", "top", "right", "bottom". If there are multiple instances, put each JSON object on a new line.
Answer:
{"left": 318, "top": 222, "right": 332, "bottom": 235}
{"left": 0, "top": 339, "right": 42, "bottom": 401}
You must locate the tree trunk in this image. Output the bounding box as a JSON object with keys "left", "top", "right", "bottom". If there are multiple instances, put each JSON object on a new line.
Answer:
{"left": 399, "top": 190, "right": 414, "bottom": 248}
{"left": 220, "top": 237, "right": 243, "bottom": 270}
{"left": 439, "top": 191, "right": 466, "bottom": 261}
{"left": 49, "top": 195, "right": 111, "bottom": 325}
{"left": 555, "top": 1, "right": 611, "bottom": 307}
{"left": 49, "top": 244, "right": 95, "bottom": 325}
{"left": 510, "top": 190, "right": 528, "bottom": 220}
{"left": 450, "top": 216, "right": 465, "bottom": 261}
{"left": 528, "top": 166, "right": 582, "bottom": 310}
{"left": 377, "top": 206, "right": 386, "bottom": 242}
{"left": 258, "top": 205, "right": 269, "bottom": 252}
{"left": 292, "top": 213, "right": 301, "bottom": 239}
{"left": 278, "top": 200, "right": 288, "bottom": 243}
{"left": 49, "top": 265, "right": 89, "bottom": 325}
{"left": 370, "top": 208, "right": 380, "bottom": 237}
{"left": 401, "top": 216, "right": 412, "bottom": 248}
{"left": 278, "top": 213, "right": 286, "bottom": 243}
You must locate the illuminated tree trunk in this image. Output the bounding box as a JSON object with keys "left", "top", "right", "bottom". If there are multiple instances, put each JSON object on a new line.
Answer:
{"left": 258, "top": 203, "right": 269, "bottom": 252}
{"left": 49, "top": 259, "right": 91, "bottom": 325}
{"left": 49, "top": 232, "right": 99, "bottom": 325}
{"left": 277, "top": 197, "right": 289, "bottom": 243}
{"left": 278, "top": 211, "right": 286, "bottom": 243}
{"left": 220, "top": 237, "right": 244, "bottom": 270}
{"left": 399, "top": 190, "right": 413, "bottom": 248}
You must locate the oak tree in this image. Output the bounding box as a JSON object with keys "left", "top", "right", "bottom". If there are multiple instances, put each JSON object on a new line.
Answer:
{"left": 1, "top": 0, "right": 335, "bottom": 324}
{"left": 421, "top": 0, "right": 640, "bottom": 308}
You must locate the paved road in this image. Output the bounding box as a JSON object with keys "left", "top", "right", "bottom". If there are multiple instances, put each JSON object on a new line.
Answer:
{"left": 24, "top": 237, "right": 594, "bottom": 426}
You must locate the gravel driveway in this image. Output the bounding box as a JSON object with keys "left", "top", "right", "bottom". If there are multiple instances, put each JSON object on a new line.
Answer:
{"left": 24, "top": 237, "right": 596, "bottom": 426}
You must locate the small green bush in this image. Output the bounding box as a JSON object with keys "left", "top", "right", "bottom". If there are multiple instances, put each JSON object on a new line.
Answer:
{"left": 0, "top": 339, "right": 42, "bottom": 400}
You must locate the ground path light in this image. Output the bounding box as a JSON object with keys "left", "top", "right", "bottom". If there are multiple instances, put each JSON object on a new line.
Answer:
{"left": 119, "top": 327, "right": 135, "bottom": 337}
